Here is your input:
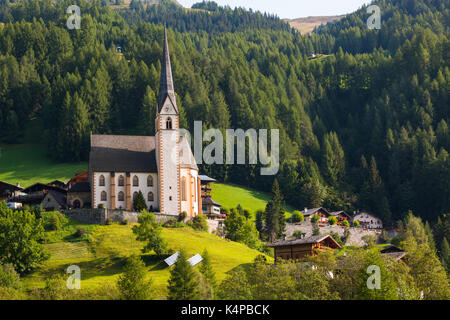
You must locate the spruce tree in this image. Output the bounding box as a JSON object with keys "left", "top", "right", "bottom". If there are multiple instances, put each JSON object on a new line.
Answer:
{"left": 167, "top": 249, "right": 199, "bottom": 300}
{"left": 117, "top": 255, "right": 153, "bottom": 300}
{"left": 441, "top": 237, "right": 450, "bottom": 273}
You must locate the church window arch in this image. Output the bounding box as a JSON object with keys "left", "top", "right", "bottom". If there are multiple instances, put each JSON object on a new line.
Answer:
{"left": 118, "top": 175, "right": 124, "bottom": 187}
{"left": 147, "top": 175, "right": 153, "bottom": 187}
{"left": 101, "top": 191, "right": 107, "bottom": 201}
{"left": 99, "top": 175, "right": 105, "bottom": 186}
{"left": 166, "top": 117, "right": 173, "bottom": 129}
{"left": 181, "top": 177, "right": 186, "bottom": 201}
{"left": 133, "top": 176, "right": 139, "bottom": 187}
{"left": 148, "top": 192, "right": 154, "bottom": 202}
{"left": 118, "top": 191, "right": 125, "bottom": 202}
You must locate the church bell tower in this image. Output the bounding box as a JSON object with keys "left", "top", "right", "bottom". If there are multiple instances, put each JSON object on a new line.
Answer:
{"left": 155, "top": 26, "right": 181, "bottom": 215}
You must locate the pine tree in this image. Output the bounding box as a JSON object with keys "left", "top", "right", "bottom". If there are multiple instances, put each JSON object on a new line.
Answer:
{"left": 133, "top": 191, "right": 147, "bottom": 212}
{"left": 167, "top": 249, "right": 199, "bottom": 300}
{"left": 440, "top": 237, "right": 450, "bottom": 273}
{"left": 117, "top": 255, "right": 153, "bottom": 300}
{"left": 198, "top": 249, "right": 216, "bottom": 299}
{"left": 138, "top": 86, "right": 156, "bottom": 135}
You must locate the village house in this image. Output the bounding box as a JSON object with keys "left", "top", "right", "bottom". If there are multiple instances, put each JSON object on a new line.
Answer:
{"left": 267, "top": 235, "right": 342, "bottom": 262}
{"left": 0, "top": 181, "right": 24, "bottom": 201}
{"left": 41, "top": 190, "right": 67, "bottom": 211}
{"left": 352, "top": 211, "right": 383, "bottom": 229}
{"left": 199, "top": 175, "right": 222, "bottom": 216}
{"left": 67, "top": 182, "right": 91, "bottom": 209}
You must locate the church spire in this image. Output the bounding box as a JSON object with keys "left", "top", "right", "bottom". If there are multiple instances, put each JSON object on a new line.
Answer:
{"left": 158, "top": 26, "right": 178, "bottom": 113}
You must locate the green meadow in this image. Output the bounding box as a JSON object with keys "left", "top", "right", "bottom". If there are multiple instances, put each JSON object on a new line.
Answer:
{"left": 22, "top": 222, "right": 271, "bottom": 299}
{"left": 0, "top": 144, "right": 87, "bottom": 187}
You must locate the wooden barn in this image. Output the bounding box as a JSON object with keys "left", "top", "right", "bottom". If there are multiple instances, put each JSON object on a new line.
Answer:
{"left": 267, "top": 235, "right": 342, "bottom": 262}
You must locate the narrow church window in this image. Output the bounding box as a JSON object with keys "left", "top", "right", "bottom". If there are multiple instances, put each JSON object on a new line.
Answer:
{"left": 193, "top": 177, "right": 196, "bottom": 201}
{"left": 166, "top": 117, "right": 172, "bottom": 129}
{"left": 148, "top": 192, "right": 154, "bottom": 202}
{"left": 101, "top": 191, "right": 107, "bottom": 201}
{"left": 133, "top": 176, "right": 139, "bottom": 187}
{"left": 118, "top": 175, "right": 124, "bottom": 187}
{"left": 181, "top": 177, "right": 186, "bottom": 201}
{"left": 133, "top": 192, "right": 139, "bottom": 200}
{"left": 147, "top": 176, "right": 153, "bottom": 187}
{"left": 169, "top": 196, "right": 172, "bottom": 201}
{"left": 99, "top": 175, "right": 105, "bottom": 186}
{"left": 118, "top": 191, "right": 124, "bottom": 202}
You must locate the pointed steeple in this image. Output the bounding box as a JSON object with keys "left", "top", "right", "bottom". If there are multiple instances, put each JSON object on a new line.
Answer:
{"left": 158, "top": 26, "right": 178, "bottom": 113}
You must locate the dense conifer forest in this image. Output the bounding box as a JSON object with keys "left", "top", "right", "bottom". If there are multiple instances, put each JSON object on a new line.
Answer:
{"left": 0, "top": 0, "right": 449, "bottom": 226}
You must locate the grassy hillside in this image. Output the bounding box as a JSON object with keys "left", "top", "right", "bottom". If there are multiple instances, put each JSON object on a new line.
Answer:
{"left": 211, "top": 182, "right": 296, "bottom": 216}
{"left": 286, "top": 15, "right": 344, "bottom": 34}
{"left": 22, "top": 222, "right": 270, "bottom": 299}
{"left": 0, "top": 144, "right": 87, "bottom": 187}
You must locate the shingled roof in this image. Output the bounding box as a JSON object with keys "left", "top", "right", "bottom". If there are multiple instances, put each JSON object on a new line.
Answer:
{"left": 267, "top": 235, "right": 342, "bottom": 249}
{"left": 89, "top": 135, "right": 158, "bottom": 173}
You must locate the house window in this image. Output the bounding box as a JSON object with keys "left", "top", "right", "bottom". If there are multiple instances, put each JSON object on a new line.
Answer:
{"left": 166, "top": 117, "right": 172, "bottom": 129}
{"left": 118, "top": 191, "right": 124, "bottom": 202}
{"left": 181, "top": 177, "right": 186, "bottom": 201}
{"left": 133, "top": 176, "right": 139, "bottom": 187}
{"left": 147, "top": 175, "right": 153, "bottom": 187}
{"left": 148, "top": 192, "right": 154, "bottom": 202}
{"left": 118, "top": 175, "right": 124, "bottom": 187}
{"left": 99, "top": 175, "right": 105, "bottom": 186}
{"left": 101, "top": 191, "right": 107, "bottom": 201}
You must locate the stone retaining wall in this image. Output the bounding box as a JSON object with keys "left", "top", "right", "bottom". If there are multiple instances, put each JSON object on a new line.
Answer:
{"left": 62, "top": 208, "right": 176, "bottom": 225}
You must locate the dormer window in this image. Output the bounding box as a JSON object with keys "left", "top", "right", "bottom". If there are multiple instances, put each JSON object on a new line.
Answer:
{"left": 166, "top": 117, "right": 172, "bottom": 129}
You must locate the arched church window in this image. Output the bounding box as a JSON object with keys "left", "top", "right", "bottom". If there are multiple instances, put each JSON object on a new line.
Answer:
{"left": 118, "top": 191, "right": 124, "bottom": 202}
{"left": 147, "top": 175, "right": 153, "bottom": 187}
{"left": 181, "top": 177, "right": 186, "bottom": 201}
{"left": 101, "top": 191, "right": 107, "bottom": 201}
{"left": 118, "top": 175, "right": 124, "bottom": 187}
{"left": 133, "top": 176, "right": 139, "bottom": 187}
{"left": 99, "top": 175, "right": 105, "bottom": 186}
{"left": 148, "top": 192, "right": 154, "bottom": 202}
{"left": 166, "top": 117, "right": 173, "bottom": 129}
{"left": 133, "top": 192, "right": 139, "bottom": 200}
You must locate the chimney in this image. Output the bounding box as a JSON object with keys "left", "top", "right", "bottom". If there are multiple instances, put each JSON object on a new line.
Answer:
{"left": 304, "top": 208, "right": 308, "bottom": 213}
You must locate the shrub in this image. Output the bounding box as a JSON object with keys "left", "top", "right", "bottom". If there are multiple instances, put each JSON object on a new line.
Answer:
{"left": 328, "top": 216, "right": 338, "bottom": 225}
{"left": 353, "top": 220, "right": 360, "bottom": 227}
{"left": 75, "top": 228, "right": 86, "bottom": 238}
{"left": 293, "top": 230, "right": 306, "bottom": 239}
{"left": 98, "top": 204, "right": 104, "bottom": 209}
{"left": 105, "top": 218, "right": 113, "bottom": 225}
{"left": 311, "top": 214, "right": 320, "bottom": 223}
{"left": 178, "top": 211, "right": 187, "bottom": 222}
{"left": 42, "top": 212, "right": 68, "bottom": 231}
{"left": 292, "top": 211, "right": 304, "bottom": 223}
{"left": 341, "top": 220, "right": 350, "bottom": 227}
{"left": 0, "top": 264, "right": 21, "bottom": 290}
{"left": 120, "top": 219, "right": 129, "bottom": 225}
{"left": 189, "top": 215, "right": 208, "bottom": 232}
{"left": 221, "top": 208, "right": 229, "bottom": 215}
{"left": 164, "top": 218, "right": 186, "bottom": 228}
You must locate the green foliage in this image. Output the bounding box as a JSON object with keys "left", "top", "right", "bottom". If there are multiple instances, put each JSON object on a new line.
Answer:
{"left": 132, "top": 211, "right": 168, "bottom": 257}
{"left": 312, "top": 222, "right": 320, "bottom": 236}
{"left": 188, "top": 215, "right": 208, "bottom": 232}
{"left": 328, "top": 216, "right": 338, "bottom": 225}
{"left": 0, "top": 263, "right": 21, "bottom": 290}
{"left": 42, "top": 212, "right": 68, "bottom": 231}
{"left": 178, "top": 211, "right": 187, "bottom": 222}
{"left": 353, "top": 220, "right": 360, "bottom": 228}
{"left": 441, "top": 237, "right": 450, "bottom": 273}
{"left": 133, "top": 191, "right": 147, "bottom": 212}
{"left": 293, "top": 230, "right": 306, "bottom": 239}
{"left": 0, "top": 202, "right": 49, "bottom": 274}
{"left": 117, "top": 255, "right": 153, "bottom": 300}
{"left": 167, "top": 249, "right": 199, "bottom": 300}
{"left": 311, "top": 214, "right": 320, "bottom": 224}
{"left": 198, "top": 249, "right": 216, "bottom": 299}
{"left": 264, "top": 179, "right": 286, "bottom": 242}
{"left": 291, "top": 210, "right": 304, "bottom": 223}
{"left": 224, "top": 207, "right": 262, "bottom": 250}
{"left": 341, "top": 220, "right": 350, "bottom": 227}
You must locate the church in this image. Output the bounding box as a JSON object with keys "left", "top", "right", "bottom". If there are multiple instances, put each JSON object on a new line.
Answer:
{"left": 88, "top": 28, "right": 201, "bottom": 217}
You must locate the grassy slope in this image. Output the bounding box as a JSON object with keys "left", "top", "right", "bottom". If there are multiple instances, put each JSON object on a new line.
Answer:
{"left": 286, "top": 15, "right": 345, "bottom": 34}
{"left": 0, "top": 144, "right": 87, "bottom": 187}
{"left": 23, "top": 223, "right": 270, "bottom": 299}
{"left": 211, "top": 182, "right": 296, "bottom": 216}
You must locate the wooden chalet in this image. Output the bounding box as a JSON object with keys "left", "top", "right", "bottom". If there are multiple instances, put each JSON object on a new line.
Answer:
{"left": 0, "top": 180, "right": 24, "bottom": 201}
{"left": 267, "top": 235, "right": 342, "bottom": 262}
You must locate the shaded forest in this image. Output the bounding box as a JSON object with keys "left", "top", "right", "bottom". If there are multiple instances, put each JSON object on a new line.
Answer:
{"left": 0, "top": 0, "right": 449, "bottom": 225}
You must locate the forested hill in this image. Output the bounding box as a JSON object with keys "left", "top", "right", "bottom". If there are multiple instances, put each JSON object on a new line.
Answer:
{"left": 118, "top": 0, "right": 291, "bottom": 33}
{"left": 0, "top": 0, "right": 448, "bottom": 226}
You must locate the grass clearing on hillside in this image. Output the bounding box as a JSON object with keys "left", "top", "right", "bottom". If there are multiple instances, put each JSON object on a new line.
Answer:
{"left": 0, "top": 144, "right": 87, "bottom": 187}
{"left": 211, "top": 182, "right": 296, "bottom": 217}
{"left": 22, "top": 223, "right": 271, "bottom": 299}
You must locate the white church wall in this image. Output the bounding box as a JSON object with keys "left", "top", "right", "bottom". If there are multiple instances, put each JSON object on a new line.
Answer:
{"left": 130, "top": 172, "right": 159, "bottom": 211}
{"left": 93, "top": 172, "right": 110, "bottom": 209}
